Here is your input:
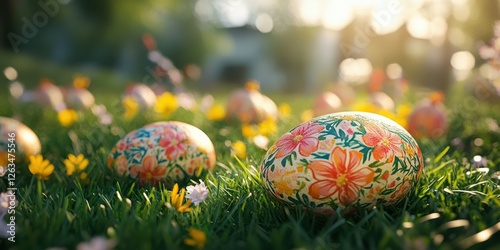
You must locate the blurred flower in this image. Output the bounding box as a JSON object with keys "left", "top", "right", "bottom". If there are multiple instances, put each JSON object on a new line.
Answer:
{"left": 241, "top": 124, "right": 258, "bottom": 139}
{"left": 0, "top": 191, "right": 17, "bottom": 217}
{"left": 64, "top": 154, "right": 89, "bottom": 176}
{"left": 200, "top": 94, "right": 214, "bottom": 113}
{"left": 396, "top": 103, "right": 412, "bottom": 118}
{"left": 122, "top": 96, "right": 139, "bottom": 120}
{"left": 185, "top": 180, "right": 209, "bottom": 206}
{"left": 278, "top": 103, "right": 291, "bottom": 118}
{"left": 184, "top": 228, "right": 206, "bottom": 250}
{"left": 177, "top": 92, "right": 197, "bottom": 111}
{"left": 98, "top": 113, "right": 113, "bottom": 125}
{"left": 258, "top": 118, "right": 277, "bottom": 136}
{"left": 0, "top": 191, "right": 17, "bottom": 238}
{"left": 170, "top": 183, "right": 193, "bottom": 213}
{"left": 76, "top": 236, "right": 117, "bottom": 250}
{"left": 155, "top": 92, "right": 178, "bottom": 117}
{"left": 252, "top": 135, "right": 269, "bottom": 150}
{"left": 245, "top": 80, "right": 260, "bottom": 92}
{"left": 73, "top": 75, "right": 90, "bottom": 89}
{"left": 232, "top": 140, "right": 247, "bottom": 159}
{"left": 353, "top": 102, "right": 378, "bottom": 113}
{"left": 57, "top": 109, "right": 78, "bottom": 127}
{"left": 28, "top": 155, "right": 54, "bottom": 180}
{"left": 300, "top": 109, "right": 313, "bottom": 122}
{"left": 91, "top": 105, "right": 113, "bottom": 125}
{"left": 472, "top": 155, "right": 488, "bottom": 168}
{"left": 206, "top": 104, "right": 225, "bottom": 121}
{"left": 0, "top": 153, "right": 7, "bottom": 177}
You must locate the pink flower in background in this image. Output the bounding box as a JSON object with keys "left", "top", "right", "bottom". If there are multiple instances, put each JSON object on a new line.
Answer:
{"left": 185, "top": 180, "right": 209, "bottom": 206}
{"left": 308, "top": 147, "right": 374, "bottom": 205}
{"left": 159, "top": 130, "right": 187, "bottom": 160}
{"left": 275, "top": 122, "right": 324, "bottom": 158}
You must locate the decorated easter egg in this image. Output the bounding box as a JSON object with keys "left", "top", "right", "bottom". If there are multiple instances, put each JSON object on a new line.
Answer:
{"left": 124, "top": 83, "right": 157, "bottom": 108}
{"left": 407, "top": 97, "right": 449, "bottom": 140}
{"left": 0, "top": 117, "right": 41, "bottom": 166}
{"left": 64, "top": 87, "right": 95, "bottom": 110}
{"left": 312, "top": 91, "right": 342, "bottom": 117}
{"left": 260, "top": 112, "right": 423, "bottom": 215}
{"left": 108, "top": 121, "right": 216, "bottom": 185}
{"left": 226, "top": 81, "right": 278, "bottom": 124}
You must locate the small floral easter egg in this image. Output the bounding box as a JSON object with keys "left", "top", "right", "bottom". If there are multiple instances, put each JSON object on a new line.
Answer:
{"left": 108, "top": 121, "right": 216, "bottom": 185}
{"left": 260, "top": 112, "right": 423, "bottom": 215}
{"left": 0, "top": 117, "right": 41, "bottom": 166}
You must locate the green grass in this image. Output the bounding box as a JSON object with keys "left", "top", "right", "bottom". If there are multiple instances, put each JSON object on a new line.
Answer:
{"left": 1, "top": 56, "right": 500, "bottom": 250}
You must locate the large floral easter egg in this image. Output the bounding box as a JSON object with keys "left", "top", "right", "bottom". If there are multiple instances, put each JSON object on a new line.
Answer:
{"left": 108, "top": 121, "right": 216, "bottom": 185}
{"left": 260, "top": 112, "right": 423, "bottom": 215}
{"left": 0, "top": 117, "right": 41, "bottom": 166}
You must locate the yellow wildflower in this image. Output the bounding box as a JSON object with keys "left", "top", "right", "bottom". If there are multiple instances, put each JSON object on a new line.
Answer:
{"left": 244, "top": 80, "right": 260, "bottom": 92}
{"left": 232, "top": 140, "right": 247, "bottom": 159}
{"left": 57, "top": 109, "right": 78, "bottom": 127}
{"left": 155, "top": 92, "right": 178, "bottom": 117}
{"left": 0, "top": 152, "right": 7, "bottom": 168}
{"left": 64, "top": 154, "right": 89, "bottom": 176}
{"left": 278, "top": 103, "right": 291, "bottom": 118}
{"left": 73, "top": 75, "right": 90, "bottom": 89}
{"left": 396, "top": 103, "right": 412, "bottom": 119}
{"left": 184, "top": 228, "right": 206, "bottom": 250}
{"left": 258, "top": 118, "right": 277, "bottom": 136}
{"left": 28, "top": 155, "right": 54, "bottom": 180}
{"left": 122, "top": 96, "right": 139, "bottom": 120}
{"left": 241, "top": 124, "right": 257, "bottom": 139}
{"left": 353, "top": 102, "right": 378, "bottom": 113}
{"left": 206, "top": 104, "right": 225, "bottom": 121}
{"left": 300, "top": 109, "right": 313, "bottom": 122}
{"left": 170, "top": 183, "right": 193, "bottom": 212}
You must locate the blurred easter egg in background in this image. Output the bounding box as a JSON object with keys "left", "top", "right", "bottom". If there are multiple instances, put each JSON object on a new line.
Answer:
{"left": 331, "top": 83, "right": 357, "bottom": 107}
{"left": 260, "top": 112, "right": 423, "bottom": 216}
{"left": 370, "top": 92, "right": 395, "bottom": 111}
{"left": 312, "top": 91, "right": 342, "bottom": 117}
{"left": 64, "top": 87, "right": 95, "bottom": 110}
{"left": 0, "top": 117, "right": 42, "bottom": 165}
{"left": 124, "top": 83, "right": 157, "bottom": 108}
{"left": 226, "top": 80, "right": 278, "bottom": 124}
{"left": 407, "top": 94, "right": 449, "bottom": 140}
{"left": 108, "top": 121, "right": 216, "bottom": 185}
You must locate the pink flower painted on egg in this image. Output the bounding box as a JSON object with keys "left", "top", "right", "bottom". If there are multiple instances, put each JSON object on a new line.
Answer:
{"left": 130, "top": 155, "right": 166, "bottom": 185}
{"left": 308, "top": 147, "right": 374, "bottom": 206}
{"left": 275, "top": 122, "right": 324, "bottom": 158}
{"left": 159, "top": 130, "right": 187, "bottom": 160}
{"left": 362, "top": 123, "right": 403, "bottom": 163}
